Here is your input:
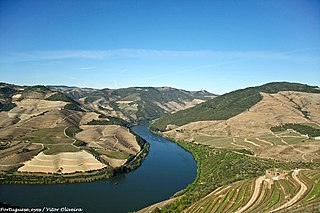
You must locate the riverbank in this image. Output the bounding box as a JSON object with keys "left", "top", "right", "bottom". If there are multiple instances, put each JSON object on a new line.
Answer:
{"left": 0, "top": 133, "right": 149, "bottom": 184}
{"left": 147, "top": 134, "right": 320, "bottom": 212}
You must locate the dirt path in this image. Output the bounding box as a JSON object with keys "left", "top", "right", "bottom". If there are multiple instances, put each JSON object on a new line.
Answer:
{"left": 273, "top": 133, "right": 309, "bottom": 161}
{"left": 63, "top": 127, "right": 78, "bottom": 148}
{"left": 270, "top": 169, "right": 307, "bottom": 212}
{"left": 256, "top": 138, "right": 274, "bottom": 146}
{"left": 244, "top": 138, "right": 260, "bottom": 147}
{"left": 112, "top": 134, "right": 119, "bottom": 148}
{"left": 235, "top": 175, "right": 265, "bottom": 213}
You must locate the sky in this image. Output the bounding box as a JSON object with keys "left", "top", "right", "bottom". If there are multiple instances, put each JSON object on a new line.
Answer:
{"left": 0, "top": 0, "right": 319, "bottom": 94}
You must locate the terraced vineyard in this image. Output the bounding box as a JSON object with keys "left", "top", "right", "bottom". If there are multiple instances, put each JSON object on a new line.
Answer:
{"left": 178, "top": 129, "right": 319, "bottom": 163}
{"left": 186, "top": 169, "right": 320, "bottom": 213}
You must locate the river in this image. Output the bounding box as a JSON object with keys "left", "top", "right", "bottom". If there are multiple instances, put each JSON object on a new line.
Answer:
{"left": 0, "top": 123, "right": 197, "bottom": 213}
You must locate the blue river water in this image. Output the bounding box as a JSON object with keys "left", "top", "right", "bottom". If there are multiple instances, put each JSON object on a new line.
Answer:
{"left": 0, "top": 123, "right": 197, "bottom": 213}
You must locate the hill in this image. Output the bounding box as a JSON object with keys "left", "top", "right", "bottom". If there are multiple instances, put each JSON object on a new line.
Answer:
{"left": 151, "top": 82, "right": 320, "bottom": 131}
{"left": 0, "top": 83, "right": 147, "bottom": 182}
{"left": 0, "top": 82, "right": 213, "bottom": 183}
{"left": 151, "top": 82, "right": 320, "bottom": 163}
{"left": 50, "top": 86, "right": 217, "bottom": 122}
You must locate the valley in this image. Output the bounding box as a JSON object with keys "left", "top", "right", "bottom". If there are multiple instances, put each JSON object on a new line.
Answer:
{"left": 1, "top": 81, "right": 320, "bottom": 212}
{"left": 0, "top": 83, "right": 209, "bottom": 182}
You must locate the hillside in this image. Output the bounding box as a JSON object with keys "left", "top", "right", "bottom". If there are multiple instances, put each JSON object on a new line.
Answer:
{"left": 0, "top": 83, "right": 149, "bottom": 182}
{"left": 0, "top": 82, "right": 213, "bottom": 183}
{"left": 50, "top": 86, "right": 217, "bottom": 122}
{"left": 151, "top": 82, "right": 320, "bottom": 131}
{"left": 151, "top": 82, "right": 320, "bottom": 163}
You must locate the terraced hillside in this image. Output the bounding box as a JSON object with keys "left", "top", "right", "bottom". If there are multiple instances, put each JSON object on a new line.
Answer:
{"left": 50, "top": 85, "right": 216, "bottom": 122}
{"left": 186, "top": 169, "right": 320, "bottom": 213}
{"left": 0, "top": 82, "right": 211, "bottom": 182}
{"left": 0, "top": 83, "right": 147, "bottom": 181}
{"left": 137, "top": 140, "right": 320, "bottom": 213}
{"left": 142, "top": 82, "right": 320, "bottom": 212}
{"left": 152, "top": 82, "right": 320, "bottom": 162}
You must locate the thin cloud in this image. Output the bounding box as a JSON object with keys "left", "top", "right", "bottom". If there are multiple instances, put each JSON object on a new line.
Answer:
{"left": 133, "top": 59, "right": 245, "bottom": 82}
{"left": 80, "top": 66, "right": 96, "bottom": 70}
{"left": 1, "top": 48, "right": 319, "bottom": 63}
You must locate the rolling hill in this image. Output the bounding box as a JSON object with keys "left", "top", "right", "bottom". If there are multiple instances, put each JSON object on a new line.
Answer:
{"left": 151, "top": 82, "right": 320, "bottom": 163}
{"left": 50, "top": 85, "right": 217, "bottom": 122}
{"left": 151, "top": 82, "right": 320, "bottom": 131}
{"left": 0, "top": 82, "right": 213, "bottom": 183}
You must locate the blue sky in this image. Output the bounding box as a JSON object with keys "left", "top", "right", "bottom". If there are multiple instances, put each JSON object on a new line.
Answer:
{"left": 0, "top": 0, "right": 319, "bottom": 94}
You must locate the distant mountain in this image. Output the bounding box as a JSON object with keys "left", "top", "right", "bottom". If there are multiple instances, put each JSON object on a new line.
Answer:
{"left": 51, "top": 86, "right": 217, "bottom": 122}
{"left": 151, "top": 82, "right": 320, "bottom": 131}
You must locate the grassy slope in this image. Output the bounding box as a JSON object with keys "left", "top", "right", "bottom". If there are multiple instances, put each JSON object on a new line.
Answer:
{"left": 151, "top": 82, "right": 320, "bottom": 131}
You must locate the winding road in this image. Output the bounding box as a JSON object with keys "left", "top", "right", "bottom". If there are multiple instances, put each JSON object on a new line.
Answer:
{"left": 235, "top": 176, "right": 265, "bottom": 213}
{"left": 270, "top": 169, "right": 307, "bottom": 212}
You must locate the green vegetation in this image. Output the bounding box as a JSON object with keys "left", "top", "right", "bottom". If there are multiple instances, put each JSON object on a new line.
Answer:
{"left": 23, "top": 85, "right": 50, "bottom": 93}
{"left": 43, "top": 144, "right": 79, "bottom": 155}
{"left": 271, "top": 123, "right": 320, "bottom": 137}
{"left": 151, "top": 82, "right": 320, "bottom": 131}
{"left": 0, "top": 138, "right": 149, "bottom": 184}
{"left": 20, "top": 127, "right": 81, "bottom": 154}
{"left": 87, "top": 116, "right": 130, "bottom": 127}
{"left": 73, "top": 140, "right": 87, "bottom": 147}
{"left": 234, "top": 149, "right": 254, "bottom": 155}
{"left": 21, "top": 85, "right": 51, "bottom": 99}
{"left": 64, "top": 103, "right": 83, "bottom": 111}
{"left": 112, "top": 141, "right": 149, "bottom": 176}
{"left": 84, "top": 96, "right": 101, "bottom": 103}
{"left": 0, "top": 85, "right": 15, "bottom": 95}
{"left": 0, "top": 167, "right": 112, "bottom": 184}
{"left": 65, "top": 126, "right": 82, "bottom": 138}
{"left": 0, "top": 102, "right": 16, "bottom": 111}
{"left": 46, "top": 92, "right": 75, "bottom": 102}
{"left": 155, "top": 138, "right": 320, "bottom": 212}
{"left": 46, "top": 92, "right": 83, "bottom": 111}
{"left": 20, "top": 127, "right": 73, "bottom": 144}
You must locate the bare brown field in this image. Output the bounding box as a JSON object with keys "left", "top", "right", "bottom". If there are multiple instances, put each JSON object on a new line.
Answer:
{"left": 154, "top": 99, "right": 205, "bottom": 114}
{"left": 75, "top": 125, "right": 140, "bottom": 168}
{"left": 101, "top": 155, "right": 127, "bottom": 168}
{"left": 82, "top": 99, "right": 128, "bottom": 120}
{"left": 0, "top": 112, "right": 19, "bottom": 128}
{"left": 18, "top": 150, "right": 106, "bottom": 174}
{"left": 76, "top": 125, "right": 140, "bottom": 155}
{"left": 9, "top": 99, "right": 67, "bottom": 121}
{"left": 79, "top": 112, "right": 100, "bottom": 125}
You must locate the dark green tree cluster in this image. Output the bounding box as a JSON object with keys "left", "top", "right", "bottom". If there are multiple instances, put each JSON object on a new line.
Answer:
{"left": 0, "top": 102, "right": 16, "bottom": 111}
{"left": 271, "top": 123, "right": 320, "bottom": 137}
